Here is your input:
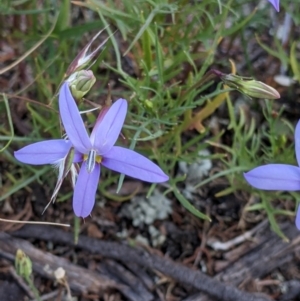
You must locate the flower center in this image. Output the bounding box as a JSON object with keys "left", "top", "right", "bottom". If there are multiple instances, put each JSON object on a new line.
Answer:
{"left": 84, "top": 149, "right": 102, "bottom": 173}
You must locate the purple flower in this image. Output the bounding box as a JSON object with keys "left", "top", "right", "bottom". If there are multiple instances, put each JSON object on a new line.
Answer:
{"left": 15, "top": 83, "right": 169, "bottom": 218}
{"left": 268, "top": 0, "right": 280, "bottom": 11}
{"left": 244, "top": 120, "right": 300, "bottom": 229}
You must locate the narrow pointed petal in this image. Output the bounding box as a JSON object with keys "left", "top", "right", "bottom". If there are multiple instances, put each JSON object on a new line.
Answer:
{"left": 296, "top": 205, "right": 300, "bottom": 230}
{"left": 295, "top": 120, "right": 300, "bottom": 167}
{"left": 102, "top": 146, "right": 169, "bottom": 183}
{"left": 73, "top": 161, "right": 100, "bottom": 218}
{"left": 14, "top": 140, "right": 71, "bottom": 165}
{"left": 244, "top": 164, "right": 300, "bottom": 191}
{"left": 65, "top": 28, "right": 108, "bottom": 76}
{"left": 48, "top": 147, "right": 76, "bottom": 207}
{"left": 268, "top": 0, "right": 279, "bottom": 11}
{"left": 91, "top": 99, "right": 127, "bottom": 155}
{"left": 59, "top": 82, "right": 91, "bottom": 153}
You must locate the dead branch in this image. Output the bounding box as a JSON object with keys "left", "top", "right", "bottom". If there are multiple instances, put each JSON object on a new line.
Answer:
{"left": 0, "top": 232, "right": 116, "bottom": 294}
{"left": 10, "top": 225, "right": 272, "bottom": 301}
{"left": 216, "top": 222, "right": 300, "bottom": 286}
{"left": 183, "top": 221, "right": 300, "bottom": 301}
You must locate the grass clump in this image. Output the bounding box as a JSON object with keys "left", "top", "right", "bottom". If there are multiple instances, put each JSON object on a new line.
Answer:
{"left": 0, "top": 0, "right": 299, "bottom": 237}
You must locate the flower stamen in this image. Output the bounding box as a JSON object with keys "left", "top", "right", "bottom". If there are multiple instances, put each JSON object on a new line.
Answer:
{"left": 84, "top": 150, "right": 102, "bottom": 173}
{"left": 86, "top": 149, "right": 96, "bottom": 173}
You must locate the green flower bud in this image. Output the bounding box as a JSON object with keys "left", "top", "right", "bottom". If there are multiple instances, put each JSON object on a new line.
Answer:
{"left": 144, "top": 99, "right": 153, "bottom": 109}
{"left": 15, "top": 249, "right": 32, "bottom": 279}
{"left": 221, "top": 74, "right": 280, "bottom": 99}
{"left": 67, "top": 70, "right": 96, "bottom": 100}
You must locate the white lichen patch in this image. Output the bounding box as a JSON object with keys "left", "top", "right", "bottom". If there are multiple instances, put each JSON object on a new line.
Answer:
{"left": 120, "top": 190, "right": 172, "bottom": 227}
{"left": 134, "top": 234, "right": 149, "bottom": 246}
{"left": 178, "top": 149, "right": 212, "bottom": 185}
{"left": 148, "top": 225, "right": 166, "bottom": 247}
{"left": 178, "top": 149, "right": 212, "bottom": 200}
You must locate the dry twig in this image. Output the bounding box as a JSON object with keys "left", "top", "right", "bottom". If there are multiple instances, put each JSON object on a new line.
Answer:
{"left": 11, "top": 225, "right": 272, "bottom": 301}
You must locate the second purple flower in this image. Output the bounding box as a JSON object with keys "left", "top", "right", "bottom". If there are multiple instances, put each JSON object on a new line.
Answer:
{"left": 244, "top": 120, "right": 300, "bottom": 229}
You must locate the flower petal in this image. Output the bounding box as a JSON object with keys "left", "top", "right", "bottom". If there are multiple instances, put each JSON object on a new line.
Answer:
{"left": 14, "top": 140, "right": 71, "bottom": 165}
{"left": 102, "top": 146, "right": 169, "bottom": 183}
{"left": 244, "top": 164, "right": 300, "bottom": 191}
{"left": 73, "top": 161, "right": 100, "bottom": 218}
{"left": 91, "top": 99, "right": 127, "bottom": 154}
{"left": 295, "top": 120, "right": 300, "bottom": 167}
{"left": 296, "top": 205, "right": 300, "bottom": 230}
{"left": 73, "top": 151, "right": 83, "bottom": 163}
{"left": 268, "top": 0, "right": 279, "bottom": 11}
{"left": 59, "top": 82, "right": 91, "bottom": 153}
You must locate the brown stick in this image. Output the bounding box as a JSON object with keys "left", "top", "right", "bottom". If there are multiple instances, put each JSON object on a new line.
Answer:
{"left": 0, "top": 233, "right": 116, "bottom": 294}
{"left": 11, "top": 225, "right": 271, "bottom": 301}
{"left": 215, "top": 222, "right": 300, "bottom": 286}
{"left": 183, "top": 221, "right": 300, "bottom": 301}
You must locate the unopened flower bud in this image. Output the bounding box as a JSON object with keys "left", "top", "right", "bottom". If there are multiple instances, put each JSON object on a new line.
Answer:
{"left": 221, "top": 74, "right": 280, "bottom": 99}
{"left": 67, "top": 70, "right": 96, "bottom": 99}
{"left": 15, "top": 249, "right": 32, "bottom": 279}
{"left": 144, "top": 99, "right": 153, "bottom": 109}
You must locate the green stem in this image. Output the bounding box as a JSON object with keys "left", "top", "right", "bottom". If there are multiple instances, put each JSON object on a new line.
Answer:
{"left": 74, "top": 216, "right": 80, "bottom": 244}
{"left": 25, "top": 276, "right": 41, "bottom": 301}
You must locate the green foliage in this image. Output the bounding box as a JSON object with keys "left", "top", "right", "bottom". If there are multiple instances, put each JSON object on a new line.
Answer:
{"left": 1, "top": 0, "right": 299, "bottom": 236}
{"left": 219, "top": 96, "right": 297, "bottom": 239}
